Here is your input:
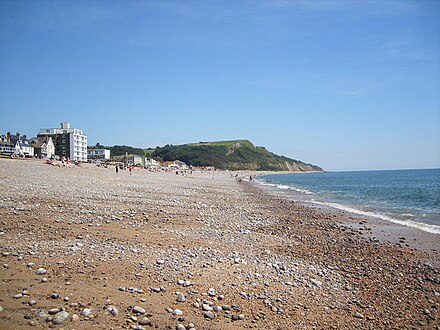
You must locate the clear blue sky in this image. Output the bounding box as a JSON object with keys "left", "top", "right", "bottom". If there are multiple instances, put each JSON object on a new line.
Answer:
{"left": 1, "top": 0, "right": 439, "bottom": 171}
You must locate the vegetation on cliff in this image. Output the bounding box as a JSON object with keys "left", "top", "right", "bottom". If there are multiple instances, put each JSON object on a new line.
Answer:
{"left": 151, "top": 140, "right": 322, "bottom": 171}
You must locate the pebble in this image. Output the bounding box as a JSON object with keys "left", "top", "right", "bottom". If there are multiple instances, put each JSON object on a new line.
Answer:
{"left": 176, "top": 292, "right": 186, "bottom": 302}
{"left": 173, "top": 309, "right": 183, "bottom": 316}
{"left": 133, "top": 306, "right": 146, "bottom": 314}
{"left": 202, "top": 304, "right": 213, "bottom": 311}
{"left": 354, "top": 312, "right": 365, "bottom": 319}
{"left": 52, "top": 311, "right": 69, "bottom": 325}
{"left": 203, "top": 311, "right": 215, "bottom": 320}
{"left": 28, "top": 299, "right": 36, "bottom": 306}
{"left": 176, "top": 324, "right": 186, "bottom": 330}
{"left": 312, "top": 280, "right": 322, "bottom": 287}
{"left": 107, "top": 305, "right": 119, "bottom": 316}
{"left": 35, "top": 268, "right": 47, "bottom": 275}
{"left": 48, "top": 308, "right": 60, "bottom": 315}
{"left": 81, "top": 308, "right": 92, "bottom": 316}
{"left": 71, "top": 314, "right": 79, "bottom": 322}
{"left": 139, "top": 317, "right": 151, "bottom": 325}
{"left": 50, "top": 293, "right": 59, "bottom": 299}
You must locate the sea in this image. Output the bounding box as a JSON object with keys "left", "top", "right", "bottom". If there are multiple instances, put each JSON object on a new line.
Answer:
{"left": 257, "top": 169, "right": 440, "bottom": 235}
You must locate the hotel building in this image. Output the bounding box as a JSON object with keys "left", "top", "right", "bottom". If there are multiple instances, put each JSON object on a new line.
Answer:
{"left": 37, "top": 122, "right": 87, "bottom": 162}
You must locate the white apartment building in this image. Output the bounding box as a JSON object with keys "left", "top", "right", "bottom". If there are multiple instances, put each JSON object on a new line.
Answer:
{"left": 87, "top": 148, "right": 110, "bottom": 160}
{"left": 38, "top": 122, "right": 87, "bottom": 162}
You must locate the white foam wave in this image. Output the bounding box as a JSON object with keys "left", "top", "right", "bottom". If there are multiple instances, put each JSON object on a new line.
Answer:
{"left": 290, "top": 187, "right": 314, "bottom": 195}
{"left": 308, "top": 200, "right": 440, "bottom": 235}
{"left": 255, "top": 180, "right": 314, "bottom": 195}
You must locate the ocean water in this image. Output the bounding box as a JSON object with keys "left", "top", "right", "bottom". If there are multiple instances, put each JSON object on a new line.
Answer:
{"left": 258, "top": 169, "right": 440, "bottom": 234}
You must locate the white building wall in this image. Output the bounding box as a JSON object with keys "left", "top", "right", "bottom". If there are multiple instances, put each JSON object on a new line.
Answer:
{"left": 69, "top": 133, "right": 75, "bottom": 161}
{"left": 39, "top": 123, "right": 88, "bottom": 162}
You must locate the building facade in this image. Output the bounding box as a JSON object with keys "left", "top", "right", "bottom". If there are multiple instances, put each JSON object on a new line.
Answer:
{"left": 30, "top": 136, "right": 55, "bottom": 159}
{"left": 8, "top": 133, "right": 34, "bottom": 157}
{"left": 0, "top": 134, "right": 14, "bottom": 155}
{"left": 163, "top": 160, "right": 188, "bottom": 170}
{"left": 87, "top": 148, "right": 110, "bottom": 160}
{"left": 145, "top": 158, "right": 160, "bottom": 169}
{"left": 123, "top": 154, "right": 143, "bottom": 166}
{"left": 37, "top": 122, "right": 87, "bottom": 162}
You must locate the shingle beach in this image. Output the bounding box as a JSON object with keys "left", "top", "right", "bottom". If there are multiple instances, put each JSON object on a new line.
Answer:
{"left": 0, "top": 159, "right": 438, "bottom": 329}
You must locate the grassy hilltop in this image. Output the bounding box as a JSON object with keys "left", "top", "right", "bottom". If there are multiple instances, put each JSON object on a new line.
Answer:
{"left": 151, "top": 140, "right": 323, "bottom": 172}
{"left": 88, "top": 140, "right": 323, "bottom": 172}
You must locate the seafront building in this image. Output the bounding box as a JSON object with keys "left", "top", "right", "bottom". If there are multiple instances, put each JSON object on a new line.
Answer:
{"left": 37, "top": 122, "right": 87, "bottom": 162}
{"left": 0, "top": 133, "right": 34, "bottom": 157}
{"left": 145, "top": 158, "right": 160, "bottom": 169}
{"left": 162, "top": 160, "right": 188, "bottom": 170}
{"left": 112, "top": 153, "right": 144, "bottom": 166}
{"left": 0, "top": 134, "right": 14, "bottom": 155}
{"left": 87, "top": 148, "right": 110, "bottom": 160}
{"left": 30, "top": 136, "right": 55, "bottom": 159}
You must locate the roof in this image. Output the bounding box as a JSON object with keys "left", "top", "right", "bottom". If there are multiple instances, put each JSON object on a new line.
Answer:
{"left": 31, "top": 142, "right": 43, "bottom": 148}
{"left": 16, "top": 140, "right": 33, "bottom": 148}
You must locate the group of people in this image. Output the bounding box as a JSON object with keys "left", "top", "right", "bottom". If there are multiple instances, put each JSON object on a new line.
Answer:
{"left": 115, "top": 164, "right": 133, "bottom": 175}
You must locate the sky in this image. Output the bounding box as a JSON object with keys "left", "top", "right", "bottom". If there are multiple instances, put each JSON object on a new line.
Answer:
{"left": 0, "top": 0, "right": 439, "bottom": 171}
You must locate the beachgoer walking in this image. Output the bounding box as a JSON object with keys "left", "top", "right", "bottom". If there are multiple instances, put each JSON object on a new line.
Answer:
{"left": 115, "top": 165, "right": 119, "bottom": 174}
{"left": 129, "top": 166, "right": 132, "bottom": 175}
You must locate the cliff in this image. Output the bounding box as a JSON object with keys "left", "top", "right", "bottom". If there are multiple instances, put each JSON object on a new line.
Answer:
{"left": 151, "top": 140, "right": 323, "bottom": 172}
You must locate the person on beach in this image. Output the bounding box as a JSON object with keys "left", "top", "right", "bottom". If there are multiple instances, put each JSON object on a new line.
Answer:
{"left": 129, "top": 166, "right": 132, "bottom": 175}
{"left": 115, "top": 165, "right": 118, "bottom": 174}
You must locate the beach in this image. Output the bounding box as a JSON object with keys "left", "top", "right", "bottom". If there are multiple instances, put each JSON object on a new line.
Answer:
{"left": 0, "top": 158, "right": 438, "bottom": 329}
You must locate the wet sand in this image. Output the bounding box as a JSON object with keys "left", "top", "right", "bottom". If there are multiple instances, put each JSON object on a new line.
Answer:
{"left": 0, "top": 158, "right": 439, "bottom": 329}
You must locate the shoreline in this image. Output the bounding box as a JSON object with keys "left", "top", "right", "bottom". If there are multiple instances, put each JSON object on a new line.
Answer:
{"left": 252, "top": 172, "right": 440, "bottom": 251}
{"left": 0, "top": 159, "right": 439, "bottom": 329}
{"left": 253, "top": 181, "right": 440, "bottom": 253}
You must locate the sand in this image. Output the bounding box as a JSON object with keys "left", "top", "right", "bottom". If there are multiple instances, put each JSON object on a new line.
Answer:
{"left": 0, "top": 158, "right": 438, "bottom": 329}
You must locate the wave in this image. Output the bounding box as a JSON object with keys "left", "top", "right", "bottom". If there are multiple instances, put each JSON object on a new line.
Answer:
{"left": 255, "top": 180, "right": 314, "bottom": 195}
{"left": 308, "top": 200, "right": 440, "bottom": 235}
